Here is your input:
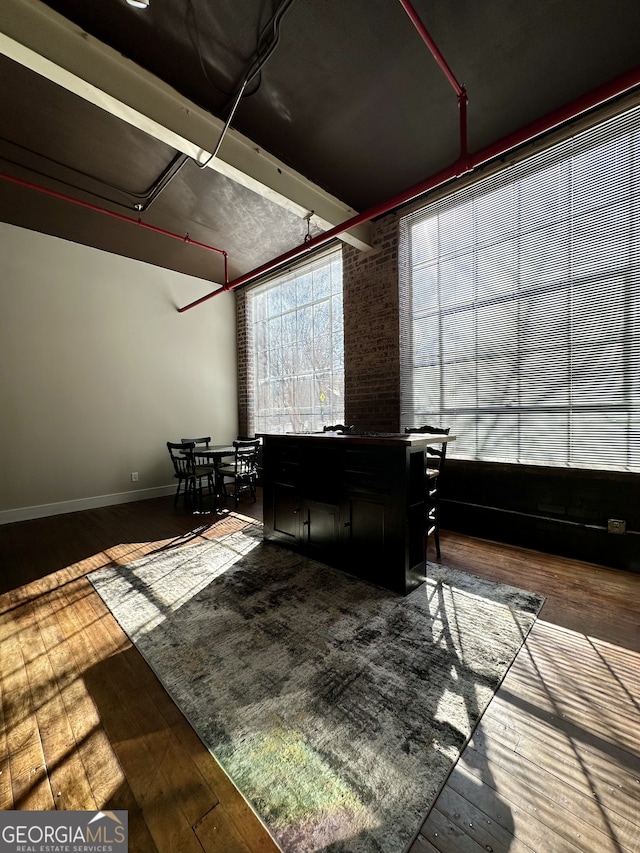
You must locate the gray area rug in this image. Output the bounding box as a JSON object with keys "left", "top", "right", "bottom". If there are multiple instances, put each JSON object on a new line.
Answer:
{"left": 89, "top": 520, "right": 544, "bottom": 853}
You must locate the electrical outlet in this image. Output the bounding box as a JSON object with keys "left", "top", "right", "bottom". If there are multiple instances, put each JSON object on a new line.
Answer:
{"left": 131, "top": 472, "right": 139, "bottom": 482}
{"left": 607, "top": 518, "right": 626, "bottom": 535}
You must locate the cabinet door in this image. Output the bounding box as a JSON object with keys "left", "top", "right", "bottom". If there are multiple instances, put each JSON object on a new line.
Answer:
{"left": 343, "top": 494, "right": 387, "bottom": 577}
{"left": 302, "top": 500, "right": 341, "bottom": 559}
{"left": 272, "top": 482, "right": 301, "bottom": 542}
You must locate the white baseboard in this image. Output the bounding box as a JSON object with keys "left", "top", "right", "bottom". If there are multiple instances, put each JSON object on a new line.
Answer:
{"left": 0, "top": 485, "right": 176, "bottom": 525}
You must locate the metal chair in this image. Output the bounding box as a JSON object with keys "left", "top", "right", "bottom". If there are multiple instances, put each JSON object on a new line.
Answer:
{"left": 215, "top": 439, "right": 260, "bottom": 507}
{"left": 167, "top": 441, "right": 216, "bottom": 510}
{"left": 405, "top": 424, "right": 450, "bottom": 559}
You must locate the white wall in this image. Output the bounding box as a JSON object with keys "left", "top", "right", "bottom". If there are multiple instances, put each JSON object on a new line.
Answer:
{"left": 0, "top": 222, "right": 238, "bottom": 521}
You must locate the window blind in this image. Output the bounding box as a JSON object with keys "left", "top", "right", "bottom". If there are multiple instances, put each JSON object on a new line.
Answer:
{"left": 399, "top": 105, "right": 640, "bottom": 472}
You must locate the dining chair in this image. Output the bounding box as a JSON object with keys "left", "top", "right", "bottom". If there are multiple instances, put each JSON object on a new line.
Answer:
{"left": 181, "top": 436, "right": 211, "bottom": 445}
{"left": 167, "top": 441, "right": 216, "bottom": 510}
{"left": 404, "top": 424, "right": 451, "bottom": 559}
{"left": 322, "top": 424, "right": 355, "bottom": 433}
{"left": 215, "top": 439, "right": 260, "bottom": 507}
{"left": 181, "top": 436, "right": 212, "bottom": 466}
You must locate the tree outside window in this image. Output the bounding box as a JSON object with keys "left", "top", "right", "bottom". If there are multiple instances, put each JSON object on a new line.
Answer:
{"left": 247, "top": 249, "right": 344, "bottom": 434}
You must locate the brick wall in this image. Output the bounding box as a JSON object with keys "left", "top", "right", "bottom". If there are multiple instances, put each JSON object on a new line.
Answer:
{"left": 343, "top": 211, "right": 401, "bottom": 432}
{"left": 236, "top": 288, "right": 250, "bottom": 437}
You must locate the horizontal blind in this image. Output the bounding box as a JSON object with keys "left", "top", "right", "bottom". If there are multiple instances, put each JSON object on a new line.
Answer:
{"left": 399, "top": 105, "right": 640, "bottom": 472}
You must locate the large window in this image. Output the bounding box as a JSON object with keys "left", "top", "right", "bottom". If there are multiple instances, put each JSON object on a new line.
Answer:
{"left": 247, "top": 248, "right": 344, "bottom": 434}
{"left": 400, "top": 105, "right": 640, "bottom": 472}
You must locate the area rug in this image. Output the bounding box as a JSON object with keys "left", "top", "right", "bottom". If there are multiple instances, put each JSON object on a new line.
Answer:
{"left": 89, "top": 518, "right": 544, "bottom": 853}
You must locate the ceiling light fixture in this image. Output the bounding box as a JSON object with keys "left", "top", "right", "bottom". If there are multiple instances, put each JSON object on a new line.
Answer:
{"left": 126, "top": 0, "right": 149, "bottom": 8}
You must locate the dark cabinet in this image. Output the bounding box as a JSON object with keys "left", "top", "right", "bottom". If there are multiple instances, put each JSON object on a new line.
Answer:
{"left": 263, "top": 433, "right": 440, "bottom": 594}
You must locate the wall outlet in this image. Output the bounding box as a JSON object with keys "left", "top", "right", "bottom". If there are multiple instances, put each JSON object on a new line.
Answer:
{"left": 607, "top": 518, "right": 626, "bottom": 535}
{"left": 131, "top": 472, "right": 139, "bottom": 482}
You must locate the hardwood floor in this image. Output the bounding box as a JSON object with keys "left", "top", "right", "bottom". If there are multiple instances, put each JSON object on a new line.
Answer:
{"left": 1, "top": 494, "right": 638, "bottom": 853}
{"left": 412, "top": 538, "right": 640, "bottom": 853}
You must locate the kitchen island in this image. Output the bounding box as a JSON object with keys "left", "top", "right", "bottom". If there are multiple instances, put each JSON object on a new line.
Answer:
{"left": 262, "top": 431, "right": 455, "bottom": 595}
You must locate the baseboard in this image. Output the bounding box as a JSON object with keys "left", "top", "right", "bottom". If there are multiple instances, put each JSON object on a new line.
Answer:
{"left": 0, "top": 485, "right": 176, "bottom": 525}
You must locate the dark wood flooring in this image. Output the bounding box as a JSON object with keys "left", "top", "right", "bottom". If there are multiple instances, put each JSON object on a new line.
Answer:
{"left": 1, "top": 492, "right": 638, "bottom": 853}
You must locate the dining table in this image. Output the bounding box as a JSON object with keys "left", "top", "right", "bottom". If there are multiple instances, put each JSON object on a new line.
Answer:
{"left": 184, "top": 444, "right": 236, "bottom": 462}
{"left": 179, "top": 444, "right": 235, "bottom": 492}
{"left": 180, "top": 440, "right": 263, "bottom": 496}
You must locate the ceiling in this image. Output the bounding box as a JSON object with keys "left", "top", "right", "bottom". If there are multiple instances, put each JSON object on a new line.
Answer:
{"left": 1, "top": 0, "right": 639, "bottom": 302}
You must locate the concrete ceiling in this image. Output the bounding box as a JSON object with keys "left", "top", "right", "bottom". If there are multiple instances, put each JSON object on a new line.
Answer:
{"left": 1, "top": 0, "right": 639, "bottom": 301}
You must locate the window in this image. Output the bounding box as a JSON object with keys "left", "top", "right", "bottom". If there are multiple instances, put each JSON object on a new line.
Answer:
{"left": 400, "top": 105, "right": 640, "bottom": 472}
{"left": 246, "top": 248, "right": 344, "bottom": 434}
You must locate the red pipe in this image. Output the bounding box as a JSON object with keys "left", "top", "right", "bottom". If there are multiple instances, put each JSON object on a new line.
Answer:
{"left": 0, "top": 171, "right": 229, "bottom": 282}
{"left": 178, "top": 65, "right": 640, "bottom": 313}
{"left": 397, "top": 0, "right": 469, "bottom": 159}
{"left": 397, "top": 0, "right": 465, "bottom": 98}
{"left": 458, "top": 91, "right": 469, "bottom": 161}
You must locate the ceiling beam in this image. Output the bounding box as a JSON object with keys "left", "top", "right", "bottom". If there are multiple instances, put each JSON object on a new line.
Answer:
{"left": 0, "top": 0, "right": 373, "bottom": 252}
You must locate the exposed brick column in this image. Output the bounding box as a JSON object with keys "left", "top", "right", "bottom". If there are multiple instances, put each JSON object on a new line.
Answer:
{"left": 343, "top": 211, "right": 401, "bottom": 432}
{"left": 235, "top": 288, "right": 251, "bottom": 437}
